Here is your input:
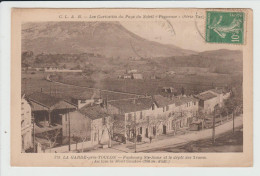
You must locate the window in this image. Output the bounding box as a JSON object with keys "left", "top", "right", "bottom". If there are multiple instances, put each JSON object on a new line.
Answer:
{"left": 128, "top": 113, "right": 132, "bottom": 121}
{"left": 140, "top": 112, "right": 143, "bottom": 119}
{"left": 152, "top": 104, "right": 155, "bottom": 110}
{"left": 140, "top": 127, "right": 142, "bottom": 134}
{"left": 80, "top": 100, "right": 86, "bottom": 103}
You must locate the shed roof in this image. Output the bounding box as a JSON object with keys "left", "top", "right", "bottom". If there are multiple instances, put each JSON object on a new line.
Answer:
{"left": 195, "top": 92, "right": 217, "bottom": 101}
{"left": 28, "top": 92, "right": 62, "bottom": 108}
{"left": 209, "top": 89, "right": 223, "bottom": 95}
{"left": 27, "top": 92, "right": 76, "bottom": 111}
{"left": 153, "top": 95, "right": 174, "bottom": 107}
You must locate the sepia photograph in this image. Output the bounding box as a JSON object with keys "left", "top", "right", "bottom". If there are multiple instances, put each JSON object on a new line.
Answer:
{"left": 10, "top": 8, "right": 253, "bottom": 167}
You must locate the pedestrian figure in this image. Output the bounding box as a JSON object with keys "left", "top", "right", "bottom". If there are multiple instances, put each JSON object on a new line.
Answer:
{"left": 149, "top": 136, "right": 152, "bottom": 143}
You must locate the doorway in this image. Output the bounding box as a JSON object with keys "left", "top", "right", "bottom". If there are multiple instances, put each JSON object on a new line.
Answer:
{"left": 163, "top": 125, "right": 167, "bottom": 134}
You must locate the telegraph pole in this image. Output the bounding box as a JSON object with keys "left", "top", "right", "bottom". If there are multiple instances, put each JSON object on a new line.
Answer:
{"left": 32, "top": 113, "right": 36, "bottom": 153}
{"left": 68, "top": 107, "right": 71, "bottom": 151}
{"left": 212, "top": 106, "right": 216, "bottom": 144}
{"left": 232, "top": 108, "right": 235, "bottom": 134}
{"left": 134, "top": 111, "right": 137, "bottom": 153}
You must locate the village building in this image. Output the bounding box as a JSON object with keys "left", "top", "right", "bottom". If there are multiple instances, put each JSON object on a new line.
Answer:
{"left": 166, "top": 71, "right": 176, "bottom": 75}
{"left": 195, "top": 92, "right": 218, "bottom": 114}
{"left": 127, "top": 69, "right": 138, "bottom": 74}
{"left": 162, "top": 87, "right": 176, "bottom": 93}
{"left": 44, "top": 67, "right": 82, "bottom": 73}
{"left": 70, "top": 90, "right": 102, "bottom": 109}
{"left": 62, "top": 104, "right": 110, "bottom": 146}
{"left": 132, "top": 73, "right": 143, "bottom": 80}
{"left": 106, "top": 95, "right": 199, "bottom": 142}
{"left": 27, "top": 92, "right": 77, "bottom": 148}
{"left": 170, "top": 96, "right": 199, "bottom": 130}
{"left": 195, "top": 88, "right": 231, "bottom": 114}
{"left": 107, "top": 97, "right": 154, "bottom": 141}
{"left": 21, "top": 95, "right": 32, "bottom": 152}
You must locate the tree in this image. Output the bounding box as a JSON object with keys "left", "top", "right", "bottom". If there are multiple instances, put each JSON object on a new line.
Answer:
{"left": 103, "top": 116, "right": 116, "bottom": 148}
{"left": 72, "top": 135, "right": 81, "bottom": 151}
{"left": 43, "top": 129, "right": 61, "bottom": 152}
{"left": 70, "top": 122, "right": 91, "bottom": 153}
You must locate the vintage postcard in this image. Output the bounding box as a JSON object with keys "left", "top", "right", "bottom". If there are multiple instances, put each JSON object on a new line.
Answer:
{"left": 11, "top": 8, "right": 253, "bottom": 167}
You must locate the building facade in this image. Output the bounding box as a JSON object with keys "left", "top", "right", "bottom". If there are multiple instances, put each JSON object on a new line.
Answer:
{"left": 62, "top": 105, "right": 110, "bottom": 146}
{"left": 196, "top": 88, "right": 231, "bottom": 114}
{"left": 107, "top": 95, "right": 199, "bottom": 142}
{"left": 21, "top": 95, "right": 32, "bottom": 152}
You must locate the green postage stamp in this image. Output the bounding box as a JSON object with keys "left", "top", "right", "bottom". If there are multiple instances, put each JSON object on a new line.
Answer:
{"left": 206, "top": 11, "right": 244, "bottom": 44}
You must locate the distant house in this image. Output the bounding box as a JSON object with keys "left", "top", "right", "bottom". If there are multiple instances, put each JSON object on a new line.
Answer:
{"left": 132, "top": 73, "right": 143, "bottom": 80}
{"left": 128, "top": 69, "right": 138, "bottom": 74}
{"left": 62, "top": 105, "right": 110, "bottom": 146}
{"left": 21, "top": 95, "right": 32, "bottom": 152}
{"left": 123, "top": 74, "right": 132, "bottom": 79}
{"left": 118, "top": 74, "right": 131, "bottom": 79}
{"left": 166, "top": 71, "right": 176, "bottom": 75}
{"left": 44, "top": 67, "right": 82, "bottom": 73}
{"left": 162, "top": 87, "right": 176, "bottom": 93}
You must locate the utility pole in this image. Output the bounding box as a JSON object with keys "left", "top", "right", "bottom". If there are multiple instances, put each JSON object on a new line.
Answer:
{"left": 32, "top": 113, "right": 36, "bottom": 153}
{"left": 134, "top": 110, "right": 137, "bottom": 153}
{"left": 212, "top": 106, "right": 216, "bottom": 144}
{"left": 232, "top": 109, "right": 235, "bottom": 134}
{"left": 68, "top": 107, "right": 71, "bottom": 151}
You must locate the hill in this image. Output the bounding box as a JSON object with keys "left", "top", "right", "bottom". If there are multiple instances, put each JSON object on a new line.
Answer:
{"left": 22, "top": 21, "right": 196, "bottom": 58}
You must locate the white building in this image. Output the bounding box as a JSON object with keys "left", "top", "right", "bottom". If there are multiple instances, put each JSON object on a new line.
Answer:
{"left": 21, "top": 95, "right": 32, "bottom": 152}
{"left": 107, "top": 95, "right": 199, "bottom": 142}
{"left": 195, "top": 88, "right": 231, "bottom": 113}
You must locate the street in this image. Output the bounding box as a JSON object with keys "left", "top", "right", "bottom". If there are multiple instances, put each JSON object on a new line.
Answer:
{"left": 87, "top": 115, "right": 243, "bottom": 153}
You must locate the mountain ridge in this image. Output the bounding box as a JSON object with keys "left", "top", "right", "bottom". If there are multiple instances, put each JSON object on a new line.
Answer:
{"left": 22, "top": 21, "right": 196, "bottom": 58}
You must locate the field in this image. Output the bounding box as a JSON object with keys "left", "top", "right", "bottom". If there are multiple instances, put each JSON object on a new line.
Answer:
{"left": 22, "top": 68, "right": 242, "bottom": 101}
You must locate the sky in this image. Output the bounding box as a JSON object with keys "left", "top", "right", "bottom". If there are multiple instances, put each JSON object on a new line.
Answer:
{"left": 120, "top": 21, "right": 243, "bottom": 52}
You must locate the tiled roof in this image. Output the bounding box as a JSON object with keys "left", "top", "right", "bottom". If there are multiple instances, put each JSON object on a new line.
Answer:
{"left": 195, "top": 92, "right": 217, "bottom": 101}
{"left": 153, "top": 95, "right": 174, "bottom": 107}
{"left": 108, "top": 97, "right": 153, "bottom": 113}
{"left": 209, "top": 89, "right": 223, "bottom": 95}
{"left": 27, "top": 92, "right": 62, "bottom": 108}
{"left": 79, "top": 104, "right": 108, "bottom": 120}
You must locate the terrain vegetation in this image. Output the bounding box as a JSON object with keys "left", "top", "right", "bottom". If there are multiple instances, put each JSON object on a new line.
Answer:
{"left": 21, "top": 21, "right": 243, "bottom": 98}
